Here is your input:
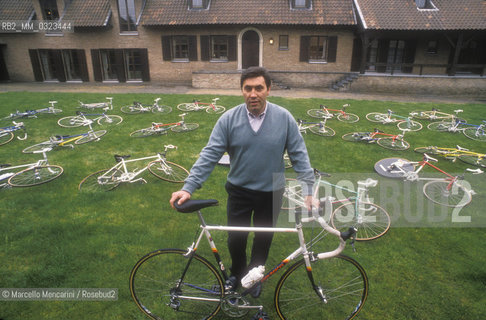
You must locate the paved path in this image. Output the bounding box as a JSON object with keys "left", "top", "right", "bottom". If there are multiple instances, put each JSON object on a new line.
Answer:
{"left": 1, "top": 82, "right": 485, "bottom": 104}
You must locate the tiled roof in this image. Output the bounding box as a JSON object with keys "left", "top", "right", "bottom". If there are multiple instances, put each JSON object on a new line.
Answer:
{"left": 62, "top": 0, "right": 111, "bottom": 27}
{"left": 140, "top": 0, "right": 356, "bottom": 26}
{"left": 0, "top": 0, "right": 34, "bottom": 21}
{"left": 354, "top": 0, "right": 486, "bottom": 30}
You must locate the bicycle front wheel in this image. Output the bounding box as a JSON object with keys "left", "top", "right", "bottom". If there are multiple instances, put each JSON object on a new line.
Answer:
{"left": 22, "top": 141, "right": 56, "bottom": 153}
{"left": 0, "top": 130, "right": 14, "bottom": 145}
{"left": 423, "top": 180, "right": 472, "bottom": 208}
{"left": 414, "top": 146, "right": 440, "bottom": 155}
{"left": 121, "top": 105, "right": 142, "bottom": 114}
{"left": 171, "top": 123, "right": 199, "bottom": 133}
{"left": 148, "top": 160, "right": 189, "bottom": 183}
{"left": 75, "top": 130, "right": 107, "bottom": 144}
{"left": 58, "top": 116, "right": 84, "bottom": 127}
{"left": 377, "top": 137, "right": 410, "bottom": 150}
{"left": 337, "top": 113, "right": 359, "bottom": 123}
{"left": 331, "top": 202, "right": 391, "bottom": 241}
{"left": 152, "top": 105, "right": 172, "bottom": 114}
{"left": 458, "top": 154, "right": 486, "bottom": 168}
{"left": 177, "top": 103, "right": 196, "bottom": 112}
{"left": 78, "top": 169, "right": 121, "bottom": 192}
{"left": 206, "top": 105, "right": 225, "bottom": 114}
{"left": 463, "top": 127, "right": 486, "bottom": 142}
{"left": 427, "top": 121, "right": 452, "bottom": 132}
{"left": 275, "top": 254, "right": 368, "bottom": 320}
{"left": 130, "top": 248, "right": 224, "bottom": 320}
{"left": 397, "top": 120, "right": 422, "bottom": 131}
{"left": 309, "top": 125, "right": 335, "bottom": 137}
{"left": 97, "top": 115, "right": 123, "bottom": 126}
{"left": 365, "top": 112, "right": 387, "bottom": 123}
{"left": 130, "top": 128, "right": 158, "bottom": 138}
{"left": 8, "top": 165, "right": 63, "bottom": 187}
{"left": 306, "top": 109, "right": 329, "bottom": 119}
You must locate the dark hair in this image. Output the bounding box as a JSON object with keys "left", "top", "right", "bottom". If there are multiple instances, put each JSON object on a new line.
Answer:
{"left": 240, "top": 66, "right": 272, "bottom": 89}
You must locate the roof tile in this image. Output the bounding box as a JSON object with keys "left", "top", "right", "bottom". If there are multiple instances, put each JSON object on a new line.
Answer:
{"left": 62, "top": 0, "right": 111, "bottom": 27}
{"left": 0, "top": 0, "right": 34, "bottom": 21}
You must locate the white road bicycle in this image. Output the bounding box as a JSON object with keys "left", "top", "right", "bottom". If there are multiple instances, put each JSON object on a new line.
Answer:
{"left": 366, "top": 109, "right": 422, "bottom": 131}
{"left": 121, "top": 98, "right": 172, "bottom": 115}
{"left": 78, "top": 97, "right": 113, "bottom": 110}
{"left": 58, "top": 110, "right": 123, "bottom": 128}
{"left": 2, "top": 101, "right": 62, "bottom": 120}
{"left": 177, "top": 98, "right": 226, "bottom": 114}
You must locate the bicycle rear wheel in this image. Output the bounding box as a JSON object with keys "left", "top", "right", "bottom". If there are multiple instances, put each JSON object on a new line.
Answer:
{"left": 8, "top": 165, "right": 63, "bottom": 187}
{"left": 58, "top": 116, "right": 84, "bottom": 127}
{"left": 423, "top": 180, "right": 472, "bottom": 208}
{"left": 97, "top": 115, "right": 123, "bottom": 126}
{"left": 130, "top": 128, "right": 158, "bottom": 138}
{"left": 0, "top": 130, "right": 14, "bottom": 145}
{"left": 121, "top": 105, "right": 142, "bottom": 114}
{"left": 342, "top": 132, "right": 369, "bottom": 142}
{"left": 309, "top": 124, "right": 335, "bottom": 137}
{"left": 22, "top": 141, "right": 57, "bottom": 153}
{"left": 275, "top": 254, "right": 368, "bottom": 320}
{"left": 463, "top": 127, "right": 486, "bottom": 142}
{"left": 306, "top": 109, "right": 330, "bottom": 119}
{"left": 206, "top": 105, "right": 225, "bottom": 114}
{"left": 78, "top": 169, "right": 121, "bottom": 191}
{"left": 130, "top": 248, "right": 224, "bottom": 320}
{"left": 377, "top": 137, "right": 410, "bottom": 150}
{"left": 152, "top": 105, "right": 172, "bottom": 114}
{"left": 75, "top": 130, "right": 107, "bottom": 144}
{"left": 365, "top": 112, "right": 386, "bottom": 123}
{"left": 171, "top": 123, "right": 199, "bottom": 133}
{"left": 410, "top": 110, "right": 432, "bottom": 120}
{"left": 458, "top": 154, "right": 486, "bottom": 168}
{"left": 177, "top": 103, "right": 196, "bottom": 112}
{"left": 414, "top": 146, "right": 440, "bottom": 155}
{"left": 148, "top": 160, "right": 189, "bottom": 183}
{"left": 427, "top": 121, "right": 452, "bottom": 132}
{"left": 330, "top": 202, "right": 391, "bottom": 241}
{"left": 397, "top": 120, "right": 422, "bottom": 131}
{"left": 337, "top": 113, "right": 359, "bottom": 123}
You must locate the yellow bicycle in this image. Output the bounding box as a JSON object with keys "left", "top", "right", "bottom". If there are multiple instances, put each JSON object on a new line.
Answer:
{"left": 414, "top": 145, "right": 486, "bottom": 168}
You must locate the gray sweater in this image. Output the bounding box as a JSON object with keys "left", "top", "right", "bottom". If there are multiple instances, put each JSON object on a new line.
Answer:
{"left": 183, "top": 102, "right": 314, "bottom": 195}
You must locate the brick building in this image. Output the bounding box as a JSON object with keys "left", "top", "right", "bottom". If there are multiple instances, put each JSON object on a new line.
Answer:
{"left": 0, "top": 0, "right": 485, "bottom": 95}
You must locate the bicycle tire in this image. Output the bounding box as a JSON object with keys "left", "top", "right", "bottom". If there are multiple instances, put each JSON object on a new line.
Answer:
{"left": 206, "top": 105, "right": 225, "bottom": 114}
{"left": 463, "top": 127, "right": 486, "bottom": 142}
{"left": 309, "top": 124, "right": 335, "bottom": 137}
{"left": 410, "top": 110, "right": 432, "bottom": 120}
{"left": 58, "top": 116, "right": 84, "bottom": 128}
{"left": 306, "top": 109, "right": 330, "bottom": 119}
{"left": 427, "top": 121, "right": 453, "bottom": 132}
{"left": 377, "top": 137, "right": 410, "bottom": 150}
{"left": 423, "top": 180, "right": 472, "bottom": 208}
{"left": 330, "top": 202, "right": 391, "bottom": 241}
{"left": 22, "top": 141, "right": 57, "bottom": 153}
{"left": 397, "top": 120, "right": 422, "bottom": 132}
{"left": 458, "top": 154, "right": 486, "bottom": 168}
{"left": 78, "top": 169, "right": 121, "bottom": 192}
{"left": 97, "top": 115, "right": 123, "bottom": 126}
{"left": 38, "top": 108, "right": 62, "bottom": 114}
{"left": 337, "top": 113, "right": 359, "bottom": 123}
{"left": 171, "top": 123, "right": 199, "bottom": 133}
{"left": 75, "top": 130, "right": 107, "bottom": 144}
{"left": 177, "top": 103, "right": 196, "bottom": 112}
{"left": 414, "top": 146, "right": 440, "bottom": 155}
{"left": 121, "top": 105, "right": 142, "bottom": 114}
{"left": 275, "top": 254, "right": 368, "bottom": 320}
{"left": 151, "top": 105, "right": 172, "bottom": 114}
{"left": 281, "top": 178, "right": 303, "bottom": 210}
{"left": 0, "top": 130, "right": 14, "bottom": 145}
{"left": 148, "top": 160, "right": 189, "bottom": 183}
{"left": 342, "top": 132, "right": 369, "bottom": 142}
{"left": 129, "top": 248, "right": 224, "bottom": 320}
{"left": 8, "top": 165, "right": 63, "bottom": 187}
{"left": 365, "top": 112, "right": 387, "bottom": 123}
{"left": 130, "top": 127, "right": 158, "bottom": 138}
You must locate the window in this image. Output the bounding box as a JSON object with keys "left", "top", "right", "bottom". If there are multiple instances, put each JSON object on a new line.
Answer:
{"left": 124, "top": 49, "right": 143, "bottom": 80}
{"left": 291, "top": 0, "right": 311, "bottom": 9}
{"left": 39, "top": 0, "right": 59, "bottom": 20}
{"left": 173, "top": 36, "right": 190, "bottom": 60}
{"left": 38, "top": 50, "right": 58, "bottom": 81}
{"left": 162, "top": 36, "right": 198, "bottom": 61}
{"left": 91, "top": 48, "right": 149, "bottom": 82}
{"left": 415, "top": 0, "right": 437, "bottom": 10}
{"left": 29, "top": 49, "right": 89, "bottom": 82}
{"left": 100, "top": 50, "right": 118, "bottom": 81}
{"left": 427, "top": 40, "right": 438, "bottom": 54}
{"left": 62, "top": 50, "right": 83, "bottom": 81}
{"left": 279, "top": 35, "right": 289, "bottom": 50}
{"left": 300, "top": 36, "right": 337, "bottom": 63}
{"left": 118, "top": 0, "right": 137, "bottom": 32}
{"left": 309, "top": 36, "right": 328, "bottom": 61}
{"left": 211, "top": 36, "right": 228, "bottom": 61}
{"left": 189, "top": 0, "right": 209, "bottom": 10}
{"left": 192, "top": 0, "right": 203, "bottom": 8}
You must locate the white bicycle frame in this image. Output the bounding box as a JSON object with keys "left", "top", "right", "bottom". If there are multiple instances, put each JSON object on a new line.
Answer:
{"left": 298, "top": 118, "right": 331, "bottom": 134}
{"left": 79, "top": 97, "right": 113, "bottom": 110}
{"left": 0, "top": 121, "right": 27, "bottom": 140}
{"left": 0, "top": 148, "right": 52, "bottom": 187}
{"left": 190, "top": 98, "right": 220, "bottom": 111}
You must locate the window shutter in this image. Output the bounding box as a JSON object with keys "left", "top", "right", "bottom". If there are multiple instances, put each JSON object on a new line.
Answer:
{"left": 29, "top": 49, "right": 43, "bottom": 81}
{"left": 200, "top": 35, "right": 210, "bottom": 61}
{"left": 228, "top": 35, "right": 237, "bottom": 61}
{"left": 91, "top": 49, "right": 102, "bottom": 82}
{"left": 300, "top": 36, "right": 310, "bottom": 62}
{"left": 327, "top": 36, "right": 337, "bottom": 62}
{"left": 162, "top": 36, "right": 172, "bottom": 61}
{"left": 188, "top": 36, "right": 198, "bottom": 61}
{"left": 140, "top": 48, "right": 150, "bottom": 81}
{"left": 77, "top": 50, "right": 89, "bottom": 82}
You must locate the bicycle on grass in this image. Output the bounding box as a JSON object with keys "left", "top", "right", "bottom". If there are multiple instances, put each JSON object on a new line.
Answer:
{"left": 177, "top": 98, "right": 226, "bottom": 114}
{"left": 78, "top": 97, "right": 113, "bottom": 110}
{"left": 121, "top": 98, "right": 172, "bottom": 115}
{"left": 342, "top": 128, "right": 410, "bottom": 150}
{"left": 297, "top": 118, "right": 335, "bottom": 137}
{"left": 282, "top": 169, "right": 390, "bottom": 241}
{"left": 2, "top": 101, "right": 62, "bottom": 120}
{"left": 366, "top": 109, "right": 422, "bottom": 131}
{"left": 129, "top": 198, "right": 368, "bottom": 320}
{"left": 78, "top": 145, "right": 189, "bottom": 191}
{"left": 374, "top": 154, "right": 483, "bottom": 208}
{"left": 306, "top": 104, "right": 359, "bottom": 123}
{"left": 414, "top": 145, "right": 486, "bottom": 168}
{"left": 22, "top": 129, "right": 107, "bottom": 153}
{"left": 130, "top": 114, "right": 198, "bottom": 138}
{"left": 0, "top": 121, "right": 27, "bottom": 146}
{"left": 0, "top": 148, "right": 63, "bottom": 188}
{"left": 58, "top": 110, "right": 123, "bottom": 127}
{"left": 410, "top": 108, "right": 462, "bottom": 121}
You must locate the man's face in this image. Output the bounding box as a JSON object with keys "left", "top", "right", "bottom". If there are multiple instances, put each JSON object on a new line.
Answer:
{"left": 242, "top": 76, "right": 271, "bottom": 116}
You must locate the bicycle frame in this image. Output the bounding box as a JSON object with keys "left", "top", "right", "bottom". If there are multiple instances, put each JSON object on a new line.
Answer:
{"left": 318, "top": 104, "right": 350, "bottom": 118}
{"left": 79, "top": 97, "right": 113, "bottom": 110}
{"left": 0, "top": 149, "right": 50, "bottom": 186}
{"left": 101, "top": 154, "right": 165, "bottom": 185}
{"left": 0, "top": 122, "right": 27, "bottom": 140}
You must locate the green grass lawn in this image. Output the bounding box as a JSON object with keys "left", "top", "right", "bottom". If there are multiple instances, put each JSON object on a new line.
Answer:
{"left": 1, "top": 91, "right": 485, "bottom": 319}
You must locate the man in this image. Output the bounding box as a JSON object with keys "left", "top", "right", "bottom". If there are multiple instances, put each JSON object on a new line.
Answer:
{"left": 170, "top": 67, "right": 314, "bottom": 316}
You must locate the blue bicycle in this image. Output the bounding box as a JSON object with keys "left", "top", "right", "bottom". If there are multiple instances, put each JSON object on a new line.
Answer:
{"left": 0, "top": 121, "right": 27, "bottom": 146}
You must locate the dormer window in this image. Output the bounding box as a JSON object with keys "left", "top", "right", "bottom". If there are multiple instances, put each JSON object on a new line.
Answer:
{"left": 39, "top": 0, "right": 59, "bottom": 20}
{"left": 415, "top": 0, "right": 437, "bottom": 10}
{"left": 291, "top": 0, "right": 312, "bottom": 10}
{"left": 189, "top": 0, "right": 210, "bottom": 10}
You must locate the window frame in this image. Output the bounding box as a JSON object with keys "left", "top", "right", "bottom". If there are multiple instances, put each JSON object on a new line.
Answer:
{"left": 117, "top": 0, "right": 138, "bottom": 33}
{"left": 279, "top": 35, "right": 289, "bottom": 50}
{"left": 172, "top": 36, "right": 190, "bottom": 62}
{"left": 210, "top": 35, "right": 229, "bottom": 62}
{"left": 39, "top": 0, "right": 59, "bottom": 21}
{"left": 308, "top": 36, "right": 328, "bottom": 63}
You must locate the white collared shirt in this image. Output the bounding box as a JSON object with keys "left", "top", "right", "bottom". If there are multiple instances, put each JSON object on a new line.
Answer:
{"left": 247, "top": 104, "right": 267, "bottom": 132}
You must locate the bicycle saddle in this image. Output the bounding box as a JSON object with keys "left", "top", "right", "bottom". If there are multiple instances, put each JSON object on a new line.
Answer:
{"left": 174, "top": 199, "right": 219, "bottom": 213}
{"left": 313, "top": 168, "right": 331, "bottom": 177}
{"left": 114, "top": 155, "right": 131, "bottom": 162}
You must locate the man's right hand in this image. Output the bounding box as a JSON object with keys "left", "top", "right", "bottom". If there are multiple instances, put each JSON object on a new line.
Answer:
{"left": 170, "top": 190, "right": 191, "bottom": 209}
